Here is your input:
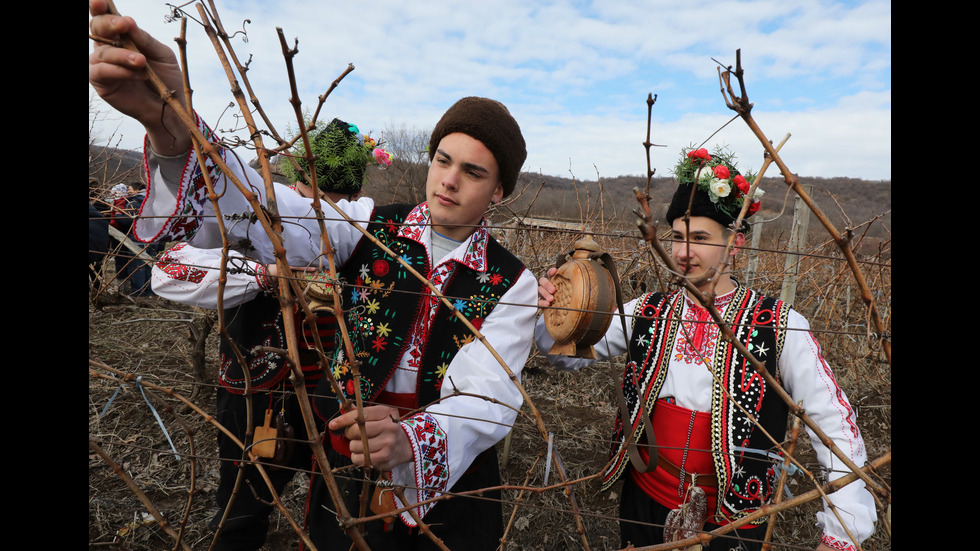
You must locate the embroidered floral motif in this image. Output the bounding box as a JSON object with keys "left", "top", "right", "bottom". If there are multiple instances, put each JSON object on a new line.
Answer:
{"left": 435, "top": 362, "right": 450, "bottom": 378}
{"left": 453, "top": 333, "right": 475, "bottom": 348}
{"left": 674, "top": 293, "right": 733, "bottom": 364}
{"left": 332, "top": 359, "right": 349, "bottom": 378}
{"left": 372, "top": 259, "right": 389, "bottom": 277}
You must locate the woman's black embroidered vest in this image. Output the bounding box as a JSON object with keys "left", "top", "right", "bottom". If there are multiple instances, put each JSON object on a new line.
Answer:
{"left": 217, "top": 293, "right": 334, "bottom": 393}
{"left": 601, "top": 286, "right": 791, "bottom": 524}
{"left": 314, "top": 204, "right": 525, "bottom": 420}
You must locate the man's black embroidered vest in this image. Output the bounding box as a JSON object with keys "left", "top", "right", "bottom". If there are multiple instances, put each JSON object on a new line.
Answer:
{"left": 315, "top": 204, "right": 525, "bottom": 418}
{"left": 601, "top": 286, "right": 791, "bottom": 524}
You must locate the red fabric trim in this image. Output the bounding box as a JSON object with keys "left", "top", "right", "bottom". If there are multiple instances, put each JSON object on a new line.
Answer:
{"left": 377, "top": 391, "right": 416, "bottom": 415}
{"left": 329, "top": 391, "right": 416, "bottom": 459}
{"left": 329, "top": 429, "right": 352, "bottom": 458}
{"left": 821, "top": 533, "right": 857, "bottom": 551}
{"left": 631, "top": 399, "right": 717, "bottom": 512}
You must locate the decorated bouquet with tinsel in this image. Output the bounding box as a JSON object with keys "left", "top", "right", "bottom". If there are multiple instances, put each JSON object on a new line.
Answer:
{"left": 281, "top": 118, "right": 393, "bottom": 195}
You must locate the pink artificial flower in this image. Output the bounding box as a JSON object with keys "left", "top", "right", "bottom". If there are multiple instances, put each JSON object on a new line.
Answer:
{"left": 713, "top": 165, "right": 730, "bottom": 180}
{"left": 373, "top": 148, "right": 392, "bottom": 166}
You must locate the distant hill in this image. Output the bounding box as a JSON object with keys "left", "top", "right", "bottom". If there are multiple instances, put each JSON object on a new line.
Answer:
{"left": 89, "top": 144, "right": 143, "bottom": 189}
{"left": 496, "top": 170, "right": 890, "bottom": 249}
{"left": 89, "top": 144, "right": 891, "bottom": 248}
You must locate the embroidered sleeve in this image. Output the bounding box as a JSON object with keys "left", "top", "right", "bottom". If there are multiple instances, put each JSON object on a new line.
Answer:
{"left": 392, "top": 412, "right": 449, "bottom": 526}
{"left": 135, "top": 111, "right": 225, "bottom": 245}
{"left": 779, "top": 309, "right": 877, "bottom": 548}
{"left": 135, "top": 110, "right": 374, "bottom": 268}
{"left": 821, "top": 533, "right": 858, "bottom": 551}
{"left": 151, "top": 243, "right": 271, "bottom": 309}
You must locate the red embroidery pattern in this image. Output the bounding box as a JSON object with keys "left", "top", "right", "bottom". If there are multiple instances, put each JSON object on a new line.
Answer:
{"left": 400, "top": 413, "right": 449, "bottom": 525}
{"left": 821, "top": 533, "right": 857, "bottom": 551}
{"left": 673, "top": 293, "right": 735, "bottom": 364}
{"left": 400, "top": 205, "right": 427, "bottom": 243}
{"left": 404, "top": 259, "right": 452, "bottom": 372}
{"left": 154, "top": 113, "right": 223, "bottom": 243}
{"left": 156, "top": 244, "right": 207, "bottom": 283}
{"left": 372, "top": 259, "right": 389, "bottom": 277}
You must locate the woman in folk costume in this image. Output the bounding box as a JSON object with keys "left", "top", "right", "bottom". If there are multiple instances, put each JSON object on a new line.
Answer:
{"left": 535, "top": 147, "right": 876, "bottom": 551}
{"left": 148, "top": 118, "right": 384, "bottom": 551}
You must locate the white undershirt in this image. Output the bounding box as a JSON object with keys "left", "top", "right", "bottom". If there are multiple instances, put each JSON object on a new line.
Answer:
{"left": 431, "top": 229, "right": 462, "bottom": 265}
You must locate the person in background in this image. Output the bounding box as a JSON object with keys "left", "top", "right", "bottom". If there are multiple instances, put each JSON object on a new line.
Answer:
{"left": 535, "top": 147, "right": 876, "bottom": 551}
{"left": 89, "top": 181, "right": 111, "bottom": 297}
{"left": 117, "top": 181, "right": 158, "bottom": 296}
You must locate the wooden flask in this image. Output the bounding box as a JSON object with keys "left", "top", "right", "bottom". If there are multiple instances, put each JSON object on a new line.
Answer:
{"left": 543, "top": 235, "right": 618, "bottom": 359}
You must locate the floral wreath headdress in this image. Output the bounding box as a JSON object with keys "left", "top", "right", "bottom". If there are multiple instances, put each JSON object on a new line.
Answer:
{"left": 359, "top": 128, "right": 394, "bottom": 168}
{"left": 670, "top": 146, "right": 764, "bottom": 230}
{"left": 281, "top": 118, "right": 394, "bottom": 195}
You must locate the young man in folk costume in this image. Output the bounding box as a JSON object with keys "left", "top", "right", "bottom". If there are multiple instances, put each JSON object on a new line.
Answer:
{"left": 148, "top": 117, "right": 381, "bottom": 551}
{"left": 535, "top": 147, "right": 877, "bottom": 551}
{"left": 298, "top": 97, "right": 536, "bottom": 550}
{"left": 89, "top": 4, "right": 538, "bottom": 549}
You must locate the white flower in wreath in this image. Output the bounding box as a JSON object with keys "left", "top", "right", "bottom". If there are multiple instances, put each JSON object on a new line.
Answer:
{"left": 752, "top": 186, "right": 765, "bottom": 200}
{"left": 697, "top": 165, "right": 716, "bottom": 184}
{"left": 708, "top": 178, "right": 732, "bottom": 201}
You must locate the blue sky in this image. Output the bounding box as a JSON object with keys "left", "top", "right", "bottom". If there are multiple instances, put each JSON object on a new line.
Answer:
{"left": 89, "top": 0, "right": 891, "bottom": 182}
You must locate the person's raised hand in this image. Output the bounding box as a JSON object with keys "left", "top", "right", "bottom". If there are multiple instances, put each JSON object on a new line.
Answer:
{"left": 89, "top": 0, "right": 191, "bottom": 155}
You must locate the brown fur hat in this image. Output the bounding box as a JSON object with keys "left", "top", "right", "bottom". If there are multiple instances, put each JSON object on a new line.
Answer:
{"left": 428, "top": 97, "right": 527, "bottom": 197}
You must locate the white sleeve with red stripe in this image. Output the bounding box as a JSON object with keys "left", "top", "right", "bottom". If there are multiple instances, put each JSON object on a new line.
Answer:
{"left": 780, "top": 310, "right": 877, "bottom": 550}
{"left": 150, "top": 243, "right": 274, "bottom": 310}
